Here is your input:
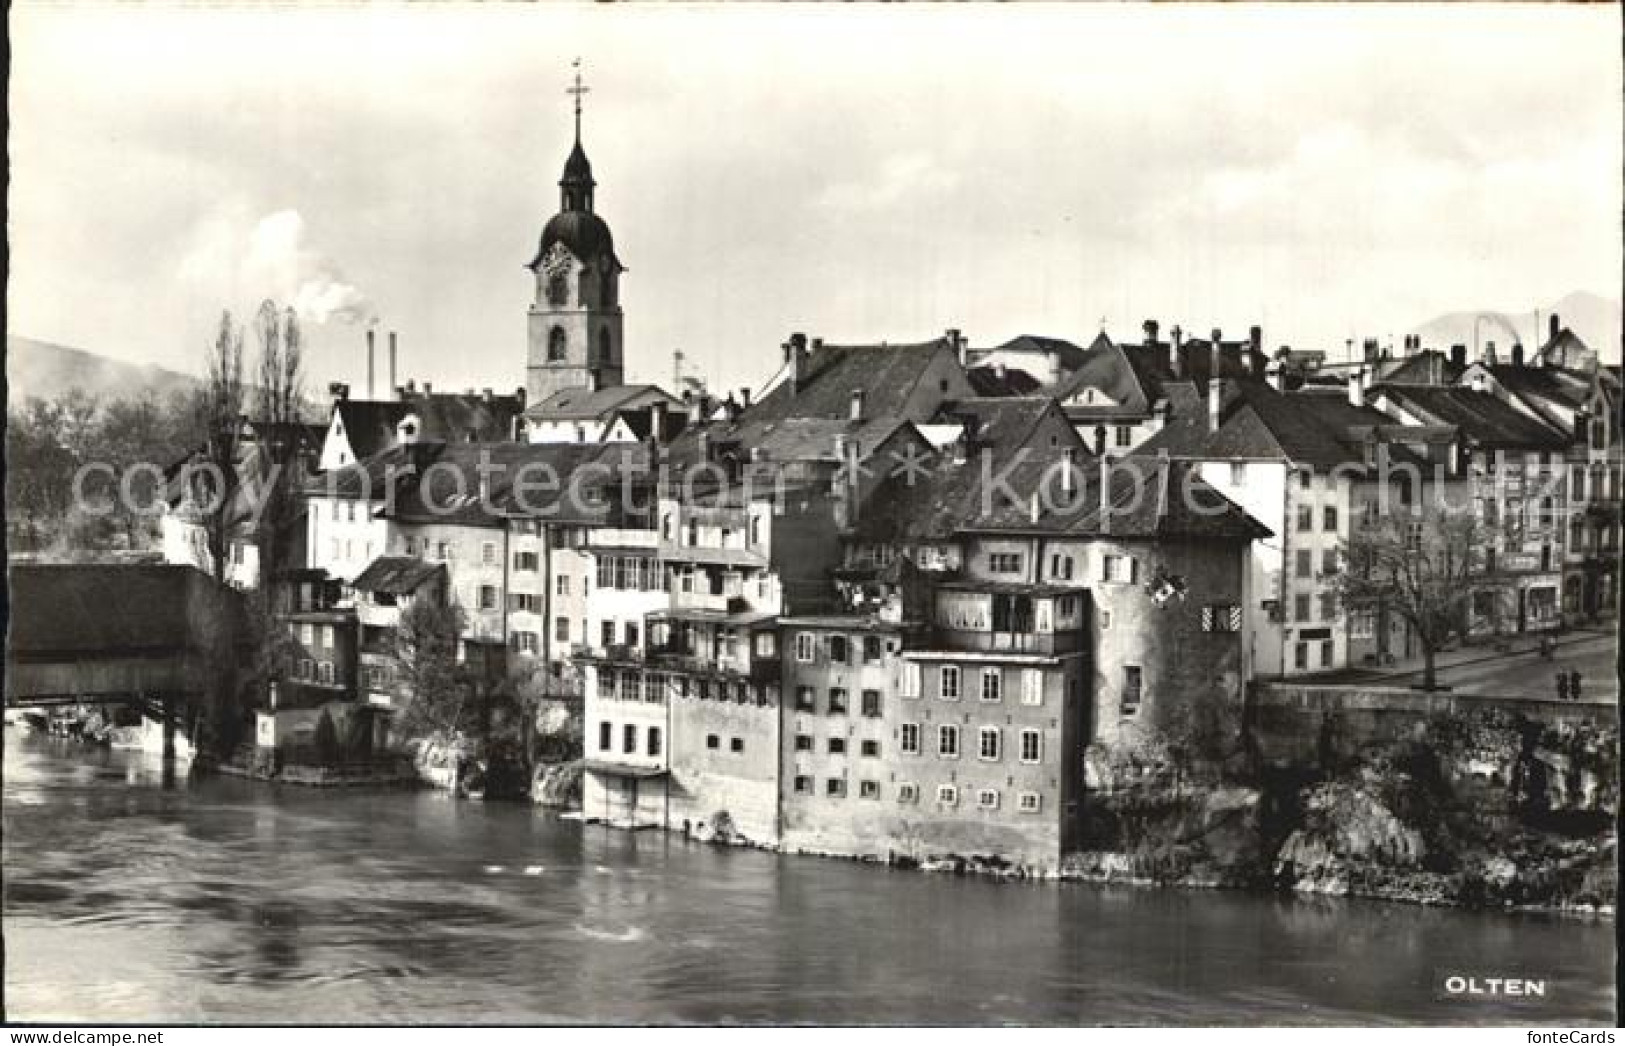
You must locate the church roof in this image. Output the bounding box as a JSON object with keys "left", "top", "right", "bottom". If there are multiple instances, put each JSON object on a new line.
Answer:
{"left": 531, "top": 210, "right": 620, "bottom": 271}
{"left": 561, "top": 141, "right": 595, "bottom": 188}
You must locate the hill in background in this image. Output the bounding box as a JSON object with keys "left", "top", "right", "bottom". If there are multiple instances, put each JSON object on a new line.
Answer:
{"left": 6, "top": 336, "right": 198, "bottom": 407}
{"left": 1409, "top": 290, "right": 1621, "bottom": 365}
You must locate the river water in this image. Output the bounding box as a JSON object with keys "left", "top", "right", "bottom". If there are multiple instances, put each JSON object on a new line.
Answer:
{"left": 3, "top": 731, "right": 1614, "bottom": 1025}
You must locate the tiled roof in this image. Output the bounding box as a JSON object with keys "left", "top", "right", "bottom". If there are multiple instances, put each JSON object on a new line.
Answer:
{"left": 350, "top": 556, "right": 445, "bottom": 595}
{"left": 744, "top": 339, "right": 962, "bottom": 424}
{"left": 1381, "top": 351, "right": 1463, "bottom": 386}
{"left": 1132, "top": 380, "right": 1407, "bottom": 468}
{"left": 934, "top": 397, "right": 1083, "bottom": 458}
{"left": 6, "top": 564, "right": 231, "bottom": 656}
{"left": 982, "top": 334, "right": 1091, "bottom": 372}
{"left": 966, "top": 365, "right": 1042, "bottom": 397}
{"left": 524, "top": 384, "right": 675, "bottom": 421}
{"left": 1373, "top": 385, "right": 1569, "bottom": 449}
{"left": 407, "top": 390, "right": 525, "bottom": 443}
{"left": 334, "top": 400, "right": 413, "bottom": 460}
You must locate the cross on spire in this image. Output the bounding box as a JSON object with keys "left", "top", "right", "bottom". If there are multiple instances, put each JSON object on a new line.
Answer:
{"left": 567, "top": 58, "right": 590, "bottom": 143}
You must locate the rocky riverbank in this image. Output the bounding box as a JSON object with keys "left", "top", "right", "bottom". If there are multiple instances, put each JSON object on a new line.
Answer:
{"left": 1060, "top": 707, "right": 1617, "bottom": 915}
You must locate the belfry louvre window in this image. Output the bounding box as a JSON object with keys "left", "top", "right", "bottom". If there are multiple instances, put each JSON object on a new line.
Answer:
{"left": 1201, "top": 604, "right": 1242, "bottom": 633}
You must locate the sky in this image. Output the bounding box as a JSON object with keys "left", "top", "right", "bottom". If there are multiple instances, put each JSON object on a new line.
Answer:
{"left": 8, "top": 3, "right": 1622, "bottom": 397}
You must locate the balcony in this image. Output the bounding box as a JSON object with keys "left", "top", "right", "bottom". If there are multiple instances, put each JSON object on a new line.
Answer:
{"left": 671, "top": 589, "right": 733, "bottom": 612}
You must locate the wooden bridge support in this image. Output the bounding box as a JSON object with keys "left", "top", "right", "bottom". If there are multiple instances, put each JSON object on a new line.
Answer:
{"left": 162, "top": 694, "right": 176, "bottom": 761}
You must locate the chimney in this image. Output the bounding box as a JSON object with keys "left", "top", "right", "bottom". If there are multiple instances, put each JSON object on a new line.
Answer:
{"left": 946, "top": 328, "right": 966, "bottom": 367}
{"left": 789, "top": 332, "right": 809, "bottom": 394}
{"left": 1249, "top": 325, "right": 1262, "bottom": 367}
{"left": 1097, "top": 457, "right": 1112, "bottom": 534}
{"left": 834, "top": 432, "right": 850, "bottom": 461}
{"left": 328, "top": 381, "right": 350, "bottom": 402}
{"left": 698, "top": 431, "right": 711, "bottom": 462}
{"left": 1208, "top": 329, "right": 1223, "bottom": 432}
{"left": 739, "top": 387, "right": 752, "bottom": 410}
{"left": 404, "top": 378, "right": 416, "bottom": 396}
{"left": 366, "top": 329, "right": 376, "bottom": 399}
{"left": 1484, "top": 340, "right": 1498, "bottom": 366}
{"left": 481, "top": 388, "right": 493, "bottom": 402}
{"left": 687, "top": 392, "right": 704, "bottom": 424}
{"left": 515, "top": 386, "right": 527, "bottom": 410}
{"left": 1143, "top": 319, "right": 1159, "bottom": 349}
{"left": 389, "top": 331, "right": 399, "bottom": 401}
{"left": 994, "top": 361, "right": 1007, "bottom": 380}
{"left": 1363, "top": 338, "right": 1379, "bottom": 365}
{"left": 1169, "top": 325, "right": 1183, "bottom": 377}
{"left": 1265, "top": 359, "right": 1284, "bottom": 391}
{"left": 422, "top": 381, "right": 433, "bottom": 396}
{"left": 587, "top": 370, "right": 600, "bottom": 393}
{"left": 1450, "top": 343, "right": 1467, "bottom": 369}
{"left": 1511, "top": 343, "right": 1525, "bottom": 368}
{"left": 1550, "top": 313, "right": 1561, "bottom": 341}
{"left": 650, "top": 400, "right": 667, "bottom": 441}
{"left": 1061, "top": 447, "right": 1075, "bottom": 498}
{"left": 850, "top": 388, "right": 865, "bottom": 421}
{"left": 1347, "top": 366, "right": 1366, "bottom": 408}
{"left": 1029, "top": 491, "right": 1041, "bottom": 525}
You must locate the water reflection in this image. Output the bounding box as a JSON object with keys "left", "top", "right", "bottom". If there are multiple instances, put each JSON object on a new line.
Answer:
{"left": 3, "top": 732, "right": 1613, "bottom": 1025}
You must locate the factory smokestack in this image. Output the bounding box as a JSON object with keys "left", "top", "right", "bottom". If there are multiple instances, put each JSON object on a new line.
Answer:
{"left": 366, "top": 328, "right": 376, "bottom": 399}
{"left": 389, "top": 331, "right": 399, "bottom": 402}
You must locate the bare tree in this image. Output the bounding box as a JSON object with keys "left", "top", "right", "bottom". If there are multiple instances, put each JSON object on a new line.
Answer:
{"left": 1332, "top": 503, "right": 1509, "bottom": 690}
{"left": 189, "top": 311, "right": 247, "bottom": 583}
{"left": 250, "top": 301, "right": 306, "bottom": 582}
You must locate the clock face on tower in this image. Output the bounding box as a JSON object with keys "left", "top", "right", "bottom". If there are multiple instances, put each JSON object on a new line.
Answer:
{"left": 542, "top": 243, "right": 573, "bottom": 306}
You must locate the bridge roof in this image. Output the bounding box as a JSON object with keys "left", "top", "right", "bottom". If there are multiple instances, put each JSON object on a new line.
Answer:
{"left": 6, "top": 564, "right": 206, "bottom": 657}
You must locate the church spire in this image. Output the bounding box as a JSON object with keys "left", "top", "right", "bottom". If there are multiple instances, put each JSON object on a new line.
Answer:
{"left": 559, "top": 58, "right": 596, "bottom": 213}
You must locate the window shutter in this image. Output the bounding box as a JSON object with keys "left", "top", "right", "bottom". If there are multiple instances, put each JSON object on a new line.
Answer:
{"left": 1201, "top": 605, "right": 1214, "bottom": 632}
{"left": 1229, "top": 605, "right": 1243, "bottom": 632}
{"left": 1021, "top": 669, "right": 1042, "bottom": 705}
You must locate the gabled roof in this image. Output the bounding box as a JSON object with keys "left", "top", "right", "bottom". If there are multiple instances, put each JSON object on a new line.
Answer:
{"left": 852, "top": 446, "right": 1266, "bottom": 544}
{"left": 1372, "top": 385, "right": 1569, "bottom": 450}
{"left": 966, "top": 365, "right": 1042, "bottom": 397}
{"left": 933, "top": 397, "right": 1084, "bottom": 459}
{"left": 1133, "top": 380, "right": 1407, "bottom": 468}
{"left": 1051, "top": 333, "right": 1267, "bottom": 418}
{"left": 744, "top": 339, "right": 962, "bottom": 425}
{"left": 407, "top": 390, "right": 525, "bottom": 443}
{"left": 524, "top": 384, "right": 676, "bottom": 422}
{"left": 350, "top": 556, "right": 445, "bottom": 595}
{"left": 333, "top": 400, "right": 413, "bottom": 461}
{"left": 982, "top": 334, "right": 1091, "bottom": 372}
{"left": 1380, "top": 350, "right": 1463, "bottom": 386}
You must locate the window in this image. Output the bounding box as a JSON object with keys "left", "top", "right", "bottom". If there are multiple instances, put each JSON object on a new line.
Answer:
{"left": 828, "top": 635, "right": 850, "bottom": 664}
{"left": 977, "top": 789, "right": 1000, "bottom": 810}
{"left": 898, "top": 783, "right": 920, "bottom": 804}
{"left": 1299, "top": 469, "right": 1313, "bottom": 490}
{"left": 1201, "top": 603, "right": 1241, "bottom": 633}
{"left": 826, "top": 778, "right": 847, "bottom": 798}
{"left": 730, "top": 737, "right": 744, "bottom": 754}
{"left": 1320, "top": 640, "right": 1334, "bottom": 669}
{"left": 860, "top": 739, "right": 880, "bottom": 757}
{"left": 937, "top": 784, "right": 959, "bottom": 807}
{"left": 547, "top": 325, "right": 567, "bottom": 360}
{"left": 624, "top": 622, "right": 640, "bottom": 648}
{"left": 978, "top": 727, "right": 1002, "bottom": 761}
{"left": 1121, "top": 666, "right": 1142, "bottom": 715}
{"left": 827, "top": 737, "right": 846, "bottom": 755}
{"left": 795, "top": 734, "right": 813, "bottom": 752}
{"left": 510, "top": 593, "right": 542, "bottom": 614}
{"left": 1100, "top": 609, "right": 1113, "bottom": 630}
{"left": 1229, "top": 462, "right": 1245, "bottom": 485}
{"left": 1295, "top": 549, "right": 1313, "bottom": 578}
{"left": 647, "top": 727, "right": 662, "bottom": 757}
{"left": 1294, "top": 643, "right": 1309, "bottom": 671}
{"left": 901, "top": 662, "right": 922, "bottom": 698}
{"left": 1323, "top": 506, "right": 1339, "bottom": 531}
{"left": 1322, "top": 548, "right": 1339, "bottom": 575}
{"left": 512, "top": 631, "right": 539, "bottom": 655}
{"left": 989, "top": 552, "right": 1023, "bottom": 574}
{"left": 795, "top": 633, "right": 815, "bottom": 662}
{"left": 754, "top": 632, "right": 776, "bottom": 658}
{"left": 436, "top": 541, "right": 452, "bottom": 561}
{"left": 794, "top": 775, "right": 813, "bottom": 795}
{"left": 600, "top": 621, "right": 616, "bottom": 649}
{"left": 1297, "top": 506, "right": 1313, "bottom": 532}
{"left": 599, "top": 722, "right": 612, "bottom": 750}
{"left": 706, "top": 734, "right": 720, "bottom": 750}
{"left": 858, "top": 780, "right": 880, "bottom": 800}
{"left": 481, "top": 542, "right": 496, "bottom": 566}
{"left": 1020, "top": 729, "right": 1042, "bottom": 763}
{"left": 1101, "top": 554, "right": 1137, "bottom": 584}
{"left": 1114, "top": 425, "right": 1133, "bottom": 448}
{"left": 554, "top": 617, "right": 570, "bottom": 643}
{"left": 795, "top": 686, "right": 816, "bottom": 712}
{"left": 827, "top": 689, "right": 848, "bottom": 715}
{"left": 939, "top": 665, "right": 961, "bottom": 700}
{"left": 622, "top": 724, "right": 637, "bottom": 754}
{"left": 861, "top": 689, "right": 881, "bottom": 718}
{"left": 1294, "top": 594, "right": 1312, "bottom": 622}
{"left": 900, "top": 723, "right": 921, "bottom": 755}
{"left": 980, "top": 668, "right": 1002, "bottom": 702}
{"left": 862, "top": 636, "right": 882, "bottom": 662}
{"left": 318, "top": 661, "right": 335, "bottom": 684}
{"left": 938, "top": 724, "right": 960, "bottom": 758}
{"left": 597, "top": 670, "right": 615, "bottom": 700}
{"left": 1018, "top": 792, "right": 1042, "bottom": 814}
{"left": 1319, "top": 592, "right": 1337, "bottom": 621}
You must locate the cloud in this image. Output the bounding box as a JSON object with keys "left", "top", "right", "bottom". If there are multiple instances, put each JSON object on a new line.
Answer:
{"left": 179, "top": 208, "right": 378, "bottom": 326}
{"left": 813, "top": 152, "right": 961, "bottom": 213}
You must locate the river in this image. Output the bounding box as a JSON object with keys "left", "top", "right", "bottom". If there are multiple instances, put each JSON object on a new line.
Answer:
{"left": 2, "top": 730, "right": 1613, "bottom": 1025}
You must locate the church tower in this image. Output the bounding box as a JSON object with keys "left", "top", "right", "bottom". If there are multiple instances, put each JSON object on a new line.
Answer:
{"left": 526, "top": 67, "right": 625, "bottom": 403}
